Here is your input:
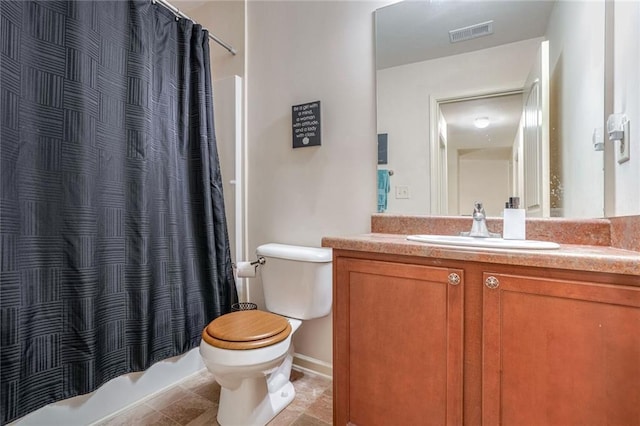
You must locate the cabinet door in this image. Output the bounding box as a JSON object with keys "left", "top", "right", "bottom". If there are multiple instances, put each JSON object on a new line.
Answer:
{"left": 334, "top": 258, "right": 464, "bottom": 425}
{"left": 483, "top": 273, "right": 640, "bottom": 425}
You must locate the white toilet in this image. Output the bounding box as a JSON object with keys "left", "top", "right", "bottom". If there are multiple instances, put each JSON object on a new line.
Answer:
{"left": 199, "top": 243, "right": 332, "bottom": 426}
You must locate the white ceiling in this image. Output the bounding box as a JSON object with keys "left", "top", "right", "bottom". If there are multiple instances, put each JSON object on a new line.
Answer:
{"left": 439, "top": 92, "right": 524, "bottom": 151}
{"left": 375, "top": 0, "right": 555, "bottom": 70}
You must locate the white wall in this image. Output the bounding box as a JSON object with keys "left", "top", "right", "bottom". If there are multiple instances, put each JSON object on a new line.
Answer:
{"left": 458, "top": 155, "right": 511, "bottom": 218}
{"left": 448, "top": 147, "right": 513, "bottom": 217}
{"left": 546, "top": 0, "right": 605, "bottom": 218}
{"left": 377, "top": 38, "right": 542, "bottom": 215}
{"left": 246, "top": 1, "right": 386, "bottom": 368}
{"left": 613, "top": 0, "right": 640, "bottom": 215}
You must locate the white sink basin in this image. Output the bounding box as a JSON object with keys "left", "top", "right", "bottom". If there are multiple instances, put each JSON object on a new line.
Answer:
{"left": 406, "top": 235, "right": 560, "bottom": 250}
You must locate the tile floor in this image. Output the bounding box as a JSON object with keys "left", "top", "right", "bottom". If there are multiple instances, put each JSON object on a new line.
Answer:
{"left": 97, "top": 369, "right": 332, "bottom": 426}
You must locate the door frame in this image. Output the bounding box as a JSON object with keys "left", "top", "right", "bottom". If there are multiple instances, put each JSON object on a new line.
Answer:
{"left": 429, "top": 88, "right": 524, "bottom": 215}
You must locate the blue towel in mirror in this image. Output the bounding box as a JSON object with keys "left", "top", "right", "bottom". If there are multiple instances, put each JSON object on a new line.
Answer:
{"left": 377, "top": 169, "right": 390, "bottom": 213}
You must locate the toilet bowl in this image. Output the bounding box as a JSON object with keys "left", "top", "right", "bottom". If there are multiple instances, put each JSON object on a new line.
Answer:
{"left": 200, "top": 311, "right": 302, "bottom": 425}
{"left": 199, "top": 243, "right": 332, "bottom": 426}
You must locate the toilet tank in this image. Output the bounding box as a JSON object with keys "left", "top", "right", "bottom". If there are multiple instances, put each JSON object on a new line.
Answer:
{"left": 256, "top": 243, "right": 332, "bottom": 320}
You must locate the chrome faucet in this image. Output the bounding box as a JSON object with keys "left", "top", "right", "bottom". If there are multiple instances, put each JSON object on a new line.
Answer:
{"left": 462, "top": 201, "right": 500, "bottom": 238}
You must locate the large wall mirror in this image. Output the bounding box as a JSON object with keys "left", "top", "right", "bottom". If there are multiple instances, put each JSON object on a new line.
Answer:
{"left": 375, "top": 1, "right": 605, "bottom": 218}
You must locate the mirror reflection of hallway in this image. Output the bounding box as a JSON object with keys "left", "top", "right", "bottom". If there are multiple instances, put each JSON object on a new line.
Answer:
{"left": 439, "top": 92, "right": 523, "bottom": 217}
{"left": 377, "top": 2, "right": 606, "bottom": 218}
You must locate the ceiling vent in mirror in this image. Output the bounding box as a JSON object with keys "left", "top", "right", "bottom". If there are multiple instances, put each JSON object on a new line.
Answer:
{"left": 449, "top": 20, "right": 494, "bottom": 43}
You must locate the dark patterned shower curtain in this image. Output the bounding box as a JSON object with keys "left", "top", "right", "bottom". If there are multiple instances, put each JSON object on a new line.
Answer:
{"left": 0, "top": 1, "right": 238, "bottom": 423}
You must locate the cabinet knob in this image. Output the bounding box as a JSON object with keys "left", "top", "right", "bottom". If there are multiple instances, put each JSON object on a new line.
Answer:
{"left": 448, "top": 273, "right": 461, "bottom": 285}
{"left": 485, "top": 276, "right": 500, "bottom": 289}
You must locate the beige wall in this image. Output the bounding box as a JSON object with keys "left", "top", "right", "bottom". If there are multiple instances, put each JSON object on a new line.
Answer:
{"left": 186, "top": 0, "right": 384, "bottom": 371}
{"left": 185, "top": 1, "right": 245, "bottom": 81}
{"left": 546, "top": 0, "right": 605, "bottom": 218}
{"left": 245, "top": 1, "right": 385, "bottom": 367}
{"left": 458, "top": 156, "right": 511, "bottom": 217}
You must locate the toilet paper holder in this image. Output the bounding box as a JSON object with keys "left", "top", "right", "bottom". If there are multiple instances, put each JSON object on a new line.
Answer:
{"left": 232, "top": 256, "right": 265, "bottom": 269}
{"left": 233, "top": 256, "right": 266, "bottom": 278}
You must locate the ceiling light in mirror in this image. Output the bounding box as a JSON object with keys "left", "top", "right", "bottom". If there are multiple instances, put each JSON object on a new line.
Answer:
{"left": 474, "top": 117, "right": 490, "bottom": 129}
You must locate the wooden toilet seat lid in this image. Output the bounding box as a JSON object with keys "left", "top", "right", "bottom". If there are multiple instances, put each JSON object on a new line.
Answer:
{"left": 202, "top": 310, "right": 292, "bottom": 350}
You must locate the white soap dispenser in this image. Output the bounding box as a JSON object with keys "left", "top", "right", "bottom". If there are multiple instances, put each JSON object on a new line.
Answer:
{"left": 503, "top": 197, "right": 526, "bottom": 240}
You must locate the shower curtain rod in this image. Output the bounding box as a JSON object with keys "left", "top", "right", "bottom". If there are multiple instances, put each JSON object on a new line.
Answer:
{"left": 152, "top": 0, "right": 237, "bottom": 55}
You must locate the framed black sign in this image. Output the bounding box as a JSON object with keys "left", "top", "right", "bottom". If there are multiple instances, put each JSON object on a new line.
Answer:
{"left": 378, "top": 133, "right": 388, "bottom": 164}
{"left": 292, "top": 101, "right": 321, "bottom": 148}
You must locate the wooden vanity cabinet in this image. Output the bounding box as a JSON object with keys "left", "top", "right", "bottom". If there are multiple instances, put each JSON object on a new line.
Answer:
{"left": 333, "top": 256, "right": 464, "bottom": 425}
{"left": 482, "top": 272, "right": 640, "bottom": 425}
{"left": 333, "top": 250, "right": 640, "bottom": 426}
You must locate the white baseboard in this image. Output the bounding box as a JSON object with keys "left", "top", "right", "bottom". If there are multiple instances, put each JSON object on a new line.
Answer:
{"left": 292, "top": 353, "right": 333, "bottom": 379}
{"left": 89, "top": 365, "right": 207, "bottom": 426}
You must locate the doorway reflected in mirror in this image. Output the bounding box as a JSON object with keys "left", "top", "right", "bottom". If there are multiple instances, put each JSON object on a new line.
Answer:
{"left": 375, "top": 0, "right": 605, "bottom": 218}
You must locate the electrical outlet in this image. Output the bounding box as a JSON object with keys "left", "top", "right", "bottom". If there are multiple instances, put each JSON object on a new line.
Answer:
{"left": 617, "top": 119, "right": 630, "bottom": 164}
{"left": 395, "top": 185, "right": 410, "bottom": 199}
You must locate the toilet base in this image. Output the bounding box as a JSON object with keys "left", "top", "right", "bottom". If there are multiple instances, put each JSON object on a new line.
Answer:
{"left": 217, "top": 378, "right": 295, "bottom": 425}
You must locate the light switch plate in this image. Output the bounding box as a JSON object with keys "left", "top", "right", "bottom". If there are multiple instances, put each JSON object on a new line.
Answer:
{"left": 617, "top": 120, "right": 630, "bottom": 164}
{"left": 395, "top": 185, "right": 410, "bottom": 199}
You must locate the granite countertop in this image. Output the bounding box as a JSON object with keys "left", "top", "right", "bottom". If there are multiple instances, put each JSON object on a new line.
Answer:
{"left": 322, "top": 233, "right": 640, "bottom": 277}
